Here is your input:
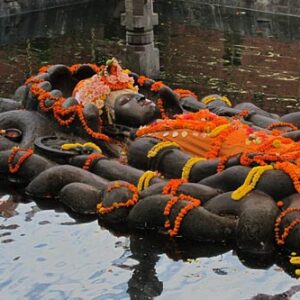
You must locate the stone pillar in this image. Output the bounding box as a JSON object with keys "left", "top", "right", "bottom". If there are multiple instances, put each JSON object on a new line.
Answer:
{"left": 121, "top": 0, "right": 160, "bottom": 78}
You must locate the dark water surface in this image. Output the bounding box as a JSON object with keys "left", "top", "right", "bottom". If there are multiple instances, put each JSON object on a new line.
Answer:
{"left": 1, "top": 1, "right": 300, "bottom": 299}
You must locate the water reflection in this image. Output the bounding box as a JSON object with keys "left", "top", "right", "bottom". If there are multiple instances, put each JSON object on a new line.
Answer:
{"left": 0, "top": 0, "right": 124, "bottom": 45}
{"left": 128, "top": 235, "right": 163, "bottom": 299}
{"left": 0, "top": 194, "right": 18, "bottom": 218}
{"left": 0, "top": 183, "right": 24, "bottom": 218}
{"left": 1, "top": 193, "right": 300, "bottom": 299}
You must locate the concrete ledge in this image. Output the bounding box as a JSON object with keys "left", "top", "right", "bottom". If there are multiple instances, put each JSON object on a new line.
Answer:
{"left": 0, "top": 0, "right": 94, "bottom": 18}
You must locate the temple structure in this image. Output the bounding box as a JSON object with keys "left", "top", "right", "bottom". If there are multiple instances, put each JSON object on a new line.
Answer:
{"left": 121, "top": 0, "right": 160, "bottom": 78}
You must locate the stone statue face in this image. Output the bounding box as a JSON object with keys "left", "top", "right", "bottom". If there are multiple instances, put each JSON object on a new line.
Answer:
{"left": 114, "top": 93, "right": 160, "bottom": 127}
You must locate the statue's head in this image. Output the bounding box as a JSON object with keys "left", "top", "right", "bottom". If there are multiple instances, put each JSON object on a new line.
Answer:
{"left": 113, "top": 93, "right": 160, "bottom": 127}
{"left": 73, "top": 58, "right": 160, "bottom": 128}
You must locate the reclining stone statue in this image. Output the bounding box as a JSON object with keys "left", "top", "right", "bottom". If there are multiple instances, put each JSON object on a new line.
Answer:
{"left": 1, "top": 58, "right": 300, "bottom": 277}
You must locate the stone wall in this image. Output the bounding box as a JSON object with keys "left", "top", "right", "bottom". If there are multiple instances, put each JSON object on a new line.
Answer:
{"left": 0, "top": 0, "right": 93, "bottom": 17}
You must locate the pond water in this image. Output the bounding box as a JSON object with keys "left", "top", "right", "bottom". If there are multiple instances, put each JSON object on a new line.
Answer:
{"left": 1, "top": 0, "right": 300, "bottom": 299}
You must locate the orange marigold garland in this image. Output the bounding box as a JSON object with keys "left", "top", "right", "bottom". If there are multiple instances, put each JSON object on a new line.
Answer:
{"left": 157, "top": 98, "right": 168, "bottom": 120}
{"left": 150, "top": 81, "right": 165, "bottom": 92}
{"left": 52, "top": 101, "right": 78, "bottom": 126}
{"left": 173, "top": 89, "right": 198, "bottom": 100}
{"left": 206, "top": 125, "right": 235, "bottom": 159}
{"left": 239, "top": 151, "right": 253, "bottom": 166}
{"left": 25, "top": 76, "right": 44, "bottom": 85}
{"left": 164, "top": 193, "right": 201, "bottom": 237}
{"left": 8, "top": 147, "right": 34, "bottom": 173}
{"left": 136, "top": 109, "right": 229, "bottom": 137}
{"left": 68, "top": 63, "right": 102, "bottom": 75}
{"left": 76, "top": 105, "right": 111, "bottom": 141}
{"left": 239, "top": 150, "right": 300, "bottom": 167}
{"left": 217, "top": 154, "right": 238, "bottom": 173}
{"left": 274, "top": 207, "right": 300, "bottom": 246}
{"left": 82, "top": 153, "right": 105, "bottom": 171}
{"left": 232, "top": 110, "right": 250, "bottom": 120}
{"left": 97, "top": 181, "right": 139, "bottom": 214}
{"left": 30, "top": 84, "right": 61, "bottom": 112}
{"left": 267, "top": 122, "right": 298, "bottom": 132}
{"left": 137, "top": 75, "right": 150, "bottom": 86}
{"left": 38, "top": 65, "right": 51, "bottom": 74}
{"left": 252, "top": 153, "right": 282, "bottom": 166}
{"left": 274, "top": 162, "right": 300, "bottom": 193}
{"left": 276, "top": 201, "right": 284, "bottom": 208}
{"left": 256, "top": 136, "right": 293, "bottom": 154}
{"left": 162, "top": 179, "right": 188, "bottom": 195}
{"left": 26, "top": 64, "right": 118, "bottom": 142}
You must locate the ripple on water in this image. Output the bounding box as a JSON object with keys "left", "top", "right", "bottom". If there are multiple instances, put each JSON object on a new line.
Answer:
{"left": 0, "top": 232, "right": 11, "bottom": 237}
{"left": 1, "top": 238, "right": 14, "bottom": 243}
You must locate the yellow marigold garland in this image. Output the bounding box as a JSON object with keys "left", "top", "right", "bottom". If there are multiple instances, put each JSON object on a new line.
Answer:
{"left": 290, "top": 256, "right": 300, "bottom": 265}
{"left": 208, "top": 124, "right": 231, "bottom": 138}
{"left": 181, "top": 157, "right": 206, "bottom": 180}
{"left": 201, "top": 95, "right": 232, "bottom": 107}
{"left": 206, "top": 125, "right": 236, "bottom": 159}
{"left": 137, "top": 171, "right": 158, "bottom": 191}
{"left": 290, "top": 254, "right": 300, "bottom": 276}
{"left": 61, "top": 142, "right": 102, "bottom": 153}
{"left": 147, "top": 141, "right": 180, "bottom": 159}
{"left": 231, "top": 165, "right": 274, "bottom": 200}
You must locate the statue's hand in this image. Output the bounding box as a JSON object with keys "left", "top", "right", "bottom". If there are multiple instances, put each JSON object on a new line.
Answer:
{"left": 158, "top": 86, "right": 184, "bottom": 116}
{"left": 103, "top": 124, "right": 132, "bottom": 140}
{"left": 209, "top": 106, "right": 240, "bottom": 117}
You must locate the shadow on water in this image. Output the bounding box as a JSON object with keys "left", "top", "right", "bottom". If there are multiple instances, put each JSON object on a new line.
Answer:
{"left": 1, "top": 0, "right": 300, "bottom": 299}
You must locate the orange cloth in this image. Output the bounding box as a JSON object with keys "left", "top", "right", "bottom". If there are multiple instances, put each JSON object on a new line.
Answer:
{"left": 141, "top": 122, "right": 297, "bottom": 160}
{"left": 147, "top": 127, "right": 260, "bottom": 158}
{"left": 136, "top": 110, "right": 300, "bottom": 163}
